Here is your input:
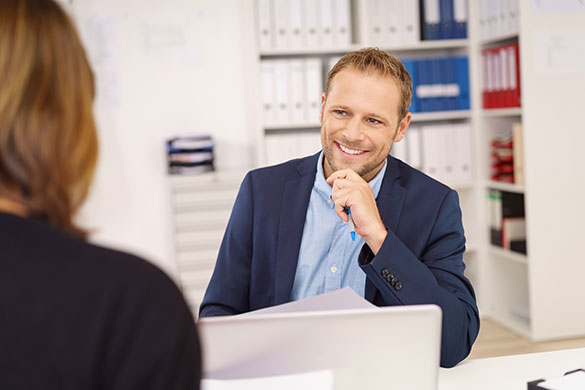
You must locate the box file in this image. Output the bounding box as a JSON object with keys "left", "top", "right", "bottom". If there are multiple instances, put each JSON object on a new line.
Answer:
{"left": 318, "top": 0, "right": 334, "bottom": 47}
{"left": 421, "top": 0, "right": 441, "bottom": 40}
{"left": 403, "top": 0, "right": 421, "bottom": 44}
{"left": 453, "top": 0, "right": 467, "bottom": 38}
{"left": 289, "top": 59, "right": 306, "bottom": 123}
{"left": 304, "top": 58, "right": 323, "bottom": 123}
{"left": 274, "top": 60, "right": 290, "bottom": 124}
{"left": 333, "top": 0, "right": 351, "bottom": 47}
{"left": 439, "top": 0, "right": 455, "bottom": 39}
{"left": 288, "top": 0, "right": 304, "bottom": 48}
{"left": 256, "top": 0, "right": 274, "bottom": 50}
{"left": 261, "top": 60, "right": 277, "bottom": 126}
{"left": 303, "top": 0, "right": 320, "bottom": 48}
{"left": 274, "top": 0, "right": 289, "bottom": 48}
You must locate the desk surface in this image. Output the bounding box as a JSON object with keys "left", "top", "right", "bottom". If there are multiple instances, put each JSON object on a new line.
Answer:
{"left": 439, "top": 347, "right": 585, "bottom": 390}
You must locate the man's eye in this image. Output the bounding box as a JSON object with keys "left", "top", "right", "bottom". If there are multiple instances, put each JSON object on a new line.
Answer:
{"left": 367, "top": 118, "right": 380, "bottom": 124}
{"left": 334, "top": 109, "right": 346, "bottom": 116}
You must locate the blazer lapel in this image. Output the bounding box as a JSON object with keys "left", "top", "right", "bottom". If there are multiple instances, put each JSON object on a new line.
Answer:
{"left": 365, "top": 156, "right": 406, "bottom": 302}
{"left": 274, "top": 154, "right": 319, "bottom": 305}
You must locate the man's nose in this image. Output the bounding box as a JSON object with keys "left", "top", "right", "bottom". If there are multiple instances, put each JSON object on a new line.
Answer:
{"left": 342, "top": 117, "right": 366, "bottom": 142}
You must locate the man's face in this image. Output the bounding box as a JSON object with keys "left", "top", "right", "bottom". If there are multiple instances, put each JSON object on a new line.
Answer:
{"left": 320, "top": 68, "right": 411, "bottom": 182}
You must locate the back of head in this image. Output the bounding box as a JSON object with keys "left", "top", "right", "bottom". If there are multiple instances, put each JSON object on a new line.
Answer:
{"left": 0, "top": 0, "right": 98, "bottom": 236}
{"left": 325, "top": 47, "right": 413, "bottom": 120}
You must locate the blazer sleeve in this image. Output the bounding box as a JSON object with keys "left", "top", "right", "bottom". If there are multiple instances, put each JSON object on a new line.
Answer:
{"left": 358, "top": 189, "right": 479, "bottom": 368}
{"left": 199, "top": 172, "right": 254, "bottom": 317}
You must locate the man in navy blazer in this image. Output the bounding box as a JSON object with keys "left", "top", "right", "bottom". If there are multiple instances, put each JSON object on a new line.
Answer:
{"left": 200, "top": 48, "right": 479, "bottom": 368}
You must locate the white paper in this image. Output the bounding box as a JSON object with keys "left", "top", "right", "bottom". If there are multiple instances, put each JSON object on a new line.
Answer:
{"left": 532, "top": 29, "right": 585, "bottom": 75}
{"left": 240, "top": 287, "right": 375, "bottom": 317}
{"left": 201, "top": 370, "right": 334, "bottom": 390}
{"left": 540, "top": 370, "right": 585, "bottom": 390}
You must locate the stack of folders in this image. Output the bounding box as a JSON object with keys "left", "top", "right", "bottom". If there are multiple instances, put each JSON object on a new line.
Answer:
{"left": 490, "top": 122, "right": 524, "bottom": 184}
{"left": 482, "top": 43, "right": 521, "bottom": 109}
{"left": 404, "top": 55, "right": 470, "bottom": 113}
{"left": 419, "top": 0, "right": 468, "bottom": 41}
{"left": 265, "top": 131, "right": 322, "bottom": 166}
{"left": 479, "top": 0, "right": 519, "bottom": 40}
{"left": 391, "top": 122, "right": 473, "bottom": 185}
{"left": 256, "top": 0, "right": 351, "bottom": 50}
{"left": 261, "top": 58, "right": 323, "bottom": 127}
{"left": 364, "top": 0, "right": 421, "bottom": 46}
{"left": 488, "top": 189, "right": 526, "bottom": 254}
{"left": 167, "top": 135, "right": 214, "bottom": 175}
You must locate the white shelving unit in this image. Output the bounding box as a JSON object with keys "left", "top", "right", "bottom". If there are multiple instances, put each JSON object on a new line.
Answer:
{"left": 471, "top": 0, "right": 585, "bottom": 341}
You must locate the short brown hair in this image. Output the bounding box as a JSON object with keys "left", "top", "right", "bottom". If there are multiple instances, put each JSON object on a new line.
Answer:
{"left": 325, "top": 47, "right": 413, "bottom": 120}
{"left": 0, "top": 0, "right": 98, "bottom": 236}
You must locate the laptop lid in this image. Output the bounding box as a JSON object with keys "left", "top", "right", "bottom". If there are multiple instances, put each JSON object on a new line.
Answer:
{"left": 198, "top": 304, "right": 442, "bottom": 390}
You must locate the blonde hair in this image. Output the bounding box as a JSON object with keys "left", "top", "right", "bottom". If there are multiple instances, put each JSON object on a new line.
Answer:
{"left": 325, "top": 47, "right": 413, "bottom": 120}
{"left": 0, "top": 0, "right": 98, "bottom": 236}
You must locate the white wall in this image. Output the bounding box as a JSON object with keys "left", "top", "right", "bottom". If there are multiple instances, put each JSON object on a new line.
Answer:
{"left": 72, "top": 0, "right": 258, "bottom": 277}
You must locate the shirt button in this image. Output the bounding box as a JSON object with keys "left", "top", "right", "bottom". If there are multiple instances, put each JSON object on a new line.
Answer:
{"left": 330, "top": 265, "right": 337, "bottom": 273}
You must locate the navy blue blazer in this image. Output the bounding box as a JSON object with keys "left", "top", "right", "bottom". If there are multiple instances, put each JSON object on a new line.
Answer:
{"left": 200, "top": 153, "right": 479, "bottom": 368}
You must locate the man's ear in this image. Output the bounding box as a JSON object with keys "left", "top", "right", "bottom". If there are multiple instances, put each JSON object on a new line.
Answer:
{"left": 319, "top": 92, "right": 326, "bottom": 123}
{"left": 393, "top": 112, "right": 412, "bottom": 142}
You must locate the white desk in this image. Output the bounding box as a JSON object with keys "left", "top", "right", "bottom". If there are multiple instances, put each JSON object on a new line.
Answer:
{"left": 439, "top": 347, "right": 585, "bottom": 390}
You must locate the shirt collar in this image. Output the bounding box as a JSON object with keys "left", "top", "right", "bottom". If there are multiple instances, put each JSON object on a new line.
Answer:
{"left": 314, "top": 151, "right": 388, "bottom": 206}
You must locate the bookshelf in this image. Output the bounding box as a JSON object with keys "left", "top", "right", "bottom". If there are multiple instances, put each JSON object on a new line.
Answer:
{"left": 471, "top": 0, "right": 585, "bottom": 341}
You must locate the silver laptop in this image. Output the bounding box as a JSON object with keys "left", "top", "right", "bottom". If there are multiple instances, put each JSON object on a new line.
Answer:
{"left": 198, "top": 305, "right": 442, "bottom": 390}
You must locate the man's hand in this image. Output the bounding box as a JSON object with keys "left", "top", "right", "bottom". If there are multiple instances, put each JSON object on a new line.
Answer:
{"left": 327, "top": 169, "right": 388, "bottom": 255}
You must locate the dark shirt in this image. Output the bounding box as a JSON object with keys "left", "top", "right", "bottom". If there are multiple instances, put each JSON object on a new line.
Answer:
{"left": 0, "top": 212, "right": 201, "bottom": 390}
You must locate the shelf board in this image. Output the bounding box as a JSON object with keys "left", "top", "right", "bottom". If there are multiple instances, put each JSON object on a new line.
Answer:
{"left": 259, "top": 39, "right": 469, "bottom": 57}
{"left": 265, "top": 111, "right": 472, "bottom": 130}
{"left": 489, "top": 245, "right": 528, "bottom": 265}
{"left": 264, "top": 122, "right": 321, "bottom": 131}
{"left": 481, "top": 107, "right": 522, "bottom": 117}
{"left": 481, "top": 32, "right": 519, "bottom": 46}
{"left": 411, "top": 110, "right": 472, "bottom": 122}
{"left": 486, "top": 180, "right": 525, "bottom": 193}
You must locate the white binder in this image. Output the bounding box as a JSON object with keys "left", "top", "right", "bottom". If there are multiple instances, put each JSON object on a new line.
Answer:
{"left": 406, "top": 126, "right": 423, "bottom": 170}
{"left": 303, "top": 0, "right": 320, "bottom": 48}
{"left": 304, "top": 58, "right": 323, "bottom": 123}
{"left": 454, "top": 123, "right": 473, "bottom": 183}
{"left": 260, "top": 60, "right": 277, "bottom": 126}
{"left": 289, "top": 59, "right": 306, "bottom": 123}
{"left": 274, "top": 59, "right": 291, "bottom": 124}
{"left": 288, "top": 0, "right": 304, "bottom": 48}
{"left": 421, "top": 125, "right": 444, "bottom": 182}
{"left": 333, "top": 0, "right": 351, "bottom": 47}
{"left": 319, "top": 0, "right": 335, "bottom": 47}
{"left": 274, "top": 0, "right": 290, "bottom": 48}
{"left": 256, "top": 0, "right": 274, "bottom": 50}
{"left": 403, "top": 0, "right": 421, "bottom": 44}
{"left": 385, "top": 0, "right": 402, "bottom": 46}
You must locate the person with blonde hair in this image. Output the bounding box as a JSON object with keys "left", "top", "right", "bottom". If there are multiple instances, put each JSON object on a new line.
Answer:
{"left": 201, "top": 48, "right": 479, "bottom": 368}
{"left": 0, "top": 0, "right": 201, "bottom": 388}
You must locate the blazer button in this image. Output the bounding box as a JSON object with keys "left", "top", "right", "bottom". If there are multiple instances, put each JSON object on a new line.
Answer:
{"left": 394, "top": 281, "right": 403, "bottom": 291}
{"left": 381, "top": 268, "right": 390, "bottom": 278}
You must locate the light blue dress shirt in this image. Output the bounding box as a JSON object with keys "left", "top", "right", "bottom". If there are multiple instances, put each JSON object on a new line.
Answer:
{"left": 290, "top": 151, "right": 388, "bottom": 301}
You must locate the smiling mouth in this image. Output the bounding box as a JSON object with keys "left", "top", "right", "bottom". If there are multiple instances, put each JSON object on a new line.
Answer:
{"left": 337, "top": 142, "right": 366, "bottom": 156}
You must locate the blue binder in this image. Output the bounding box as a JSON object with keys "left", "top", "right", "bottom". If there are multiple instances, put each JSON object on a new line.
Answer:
{"left": 416, "top": 59, "right": 430, "bottom": 112}
{"left": 455, "top": 56, "right": 470, "bottom": 110}
{"left": 429, "top": 57, "right": 442, "bottom": 111}
{"left": 439, "top": 0, "right": 455, "bottom": 39}
{"left": 453, "top": 0, "right": 468, "bottom": 39}
{"left": 403, "top": 59, "right": 418, "bottom": 113}
{"left": 444, "top": 57, "right": 457, "bottom": 110}
{"left": 421, "top": 0, "right": 440, "bottom": 40}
